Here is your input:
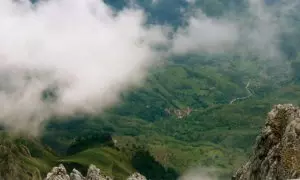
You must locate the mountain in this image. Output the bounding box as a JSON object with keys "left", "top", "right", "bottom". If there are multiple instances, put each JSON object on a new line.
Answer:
{"left": 233, "top": 104, "right": 300, "bottom": 180}
{"left": 2, "top": 0, "right": 300, "bottom": 179}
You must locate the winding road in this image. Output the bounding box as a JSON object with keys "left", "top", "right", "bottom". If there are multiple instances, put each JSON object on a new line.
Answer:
{"left": 230, "top": 80, "right": 253, "bottom": 104}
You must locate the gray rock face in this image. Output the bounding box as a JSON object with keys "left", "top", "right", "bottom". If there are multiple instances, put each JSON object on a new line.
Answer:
{"left": 86, "top": 164, "right": 112, "bottom": 180}
{"left": 233, "top": 104, "right": 300, "bottom": 180}
{"left": 45, "top": 164, "right": 146, "bottom": 180}
{"left": 70, "top": 169, "right": 84, "bottom": 180}
{"left": 126, "top": 172, "right": 147, "bottom": 180}
{"left": 45, "top": 164, "right": 70, "bottom": 180}
{"left": 85, "top": 164, "right": 101, "bottom": 180}
{"left": 45, "top": 164, "right": 106, "bottom": 180}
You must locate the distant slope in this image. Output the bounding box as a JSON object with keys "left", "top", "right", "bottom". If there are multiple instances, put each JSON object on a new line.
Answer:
{"left": 112, "top": 60, "right": 250, "bottom": 122}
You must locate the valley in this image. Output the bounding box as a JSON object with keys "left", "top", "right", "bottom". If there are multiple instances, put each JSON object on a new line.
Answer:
{"left": 37, "top": 56, "right": 300, "bottom": 179}
{"left": 1, "top": 0, "right": 300, "bottom": 179}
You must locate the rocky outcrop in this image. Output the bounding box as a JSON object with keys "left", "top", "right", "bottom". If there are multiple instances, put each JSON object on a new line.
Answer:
{"left": 45, "top": 164, "right": 146, "bottom": 180}
{"left": 233, "top": 104, "right": 300, "bottom": 180}
{"left": 85, "top": 164, "right": 112, "bottom": 180}
{"left": 69, "top": 169, "right": 84, "bottom": 180}
{"left": 45, "top": 164, "right": 70, "bottom": 180}
{"left": 126, "top": 172, "right": 146, "bottom": 180}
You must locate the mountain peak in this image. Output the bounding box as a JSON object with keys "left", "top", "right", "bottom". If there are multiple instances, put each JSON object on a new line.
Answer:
{"left": 233, "top": 104, "right": 300, "bottom": 180}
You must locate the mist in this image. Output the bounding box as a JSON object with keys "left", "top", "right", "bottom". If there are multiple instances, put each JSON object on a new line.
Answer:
{"left": 172, "top": 0, "right": 298, "bottom": 58}
{"left": 171, "top": 0, "right": 298, "bottom": 87}
{"left": 178, "top": 167, "right": 220, "bottom": 180}
{"left": 0, "top": 0, "right": 170, "bottom": 134}
{"left": 171, "top": 10, "right": 238, "bottom": 54}
{"left": 0, "top": 0, "right": 298, "bottom": 135}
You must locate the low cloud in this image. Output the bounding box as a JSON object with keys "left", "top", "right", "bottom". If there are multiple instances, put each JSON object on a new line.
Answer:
{"left": 172, "top": 0, "right": 298, "bottom": 58}
{"left": 170, "top": 0, "right": 298, "bottom": 85}
{"left": 171, "top": 10, "right": 238, "bottom": 54}
{"left": 178, "top": 167, "right": 220, "bottom": 180}
{"left": 0, "top": 0, "right": 169, "bottom": 135}
{"left": 239, "top": 0, "right": 284, "bottom": 59}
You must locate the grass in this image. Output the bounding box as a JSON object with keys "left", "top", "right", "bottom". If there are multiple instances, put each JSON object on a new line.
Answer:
{"left": 59, "top": 147, "right": 134, "bottom": 179}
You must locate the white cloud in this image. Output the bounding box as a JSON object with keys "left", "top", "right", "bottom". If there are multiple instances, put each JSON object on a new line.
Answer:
{"left": 171, "top": 10, "right": 238, "bottom": 54}
{"left": 0, "top": 0, "right": 169, "bottom": 135}
{"left": 242, "top": 0, "right": 281, "bottom": 59}
{"left": 172, "top": 0, "right": 298, "bottom": 59}
{"left": 185, "top": 0, "right": 196, "bottom": 5}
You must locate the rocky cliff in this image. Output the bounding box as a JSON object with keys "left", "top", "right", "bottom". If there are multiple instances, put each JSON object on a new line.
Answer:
{"left": 233, "top": 104, "right": 300, "bottom": 180}
{"left": 45, "top": 164, "right": 146, "bottom": 180}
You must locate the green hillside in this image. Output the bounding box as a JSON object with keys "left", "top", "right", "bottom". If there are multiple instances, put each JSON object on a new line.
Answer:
{"left": 59, "top": 147, "right": 134, "bottom": 179}
{"left": 0, "top": 132, "right": 140, "bottom": 180}
{"left": 38, "top": 51, "right": 300, "bottom": 179}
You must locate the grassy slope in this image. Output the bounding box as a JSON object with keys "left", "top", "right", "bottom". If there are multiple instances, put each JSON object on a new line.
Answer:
{"left": 0, "top": 132, "right": 135, "bottom": 180}
{"left": 59, "top": 147, "right": 134, "bottom": 180}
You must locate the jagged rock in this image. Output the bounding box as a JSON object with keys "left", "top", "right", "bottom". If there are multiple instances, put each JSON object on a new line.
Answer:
{"left": 70, "top": 169, "right": 85, "bottom": 180}
{"left": 45, "top": 164, "right": 70, "bottom": 180}
{"left": 233, "top": 104, "right": 300, "bottom": 180}
{"left": 127, "top": 172, "right": 147, "bottom": 180}
{"left": 45, "top": 164, "right": 147, "bottom": 180}
{"left": 45, "top": 164, "right": 113, "bottom": 180}
{"left": 85, "top": 164, "right": 100, "bottom": 180}
{"left": 86, "top": 164, "right": 112, "bottom": 180}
